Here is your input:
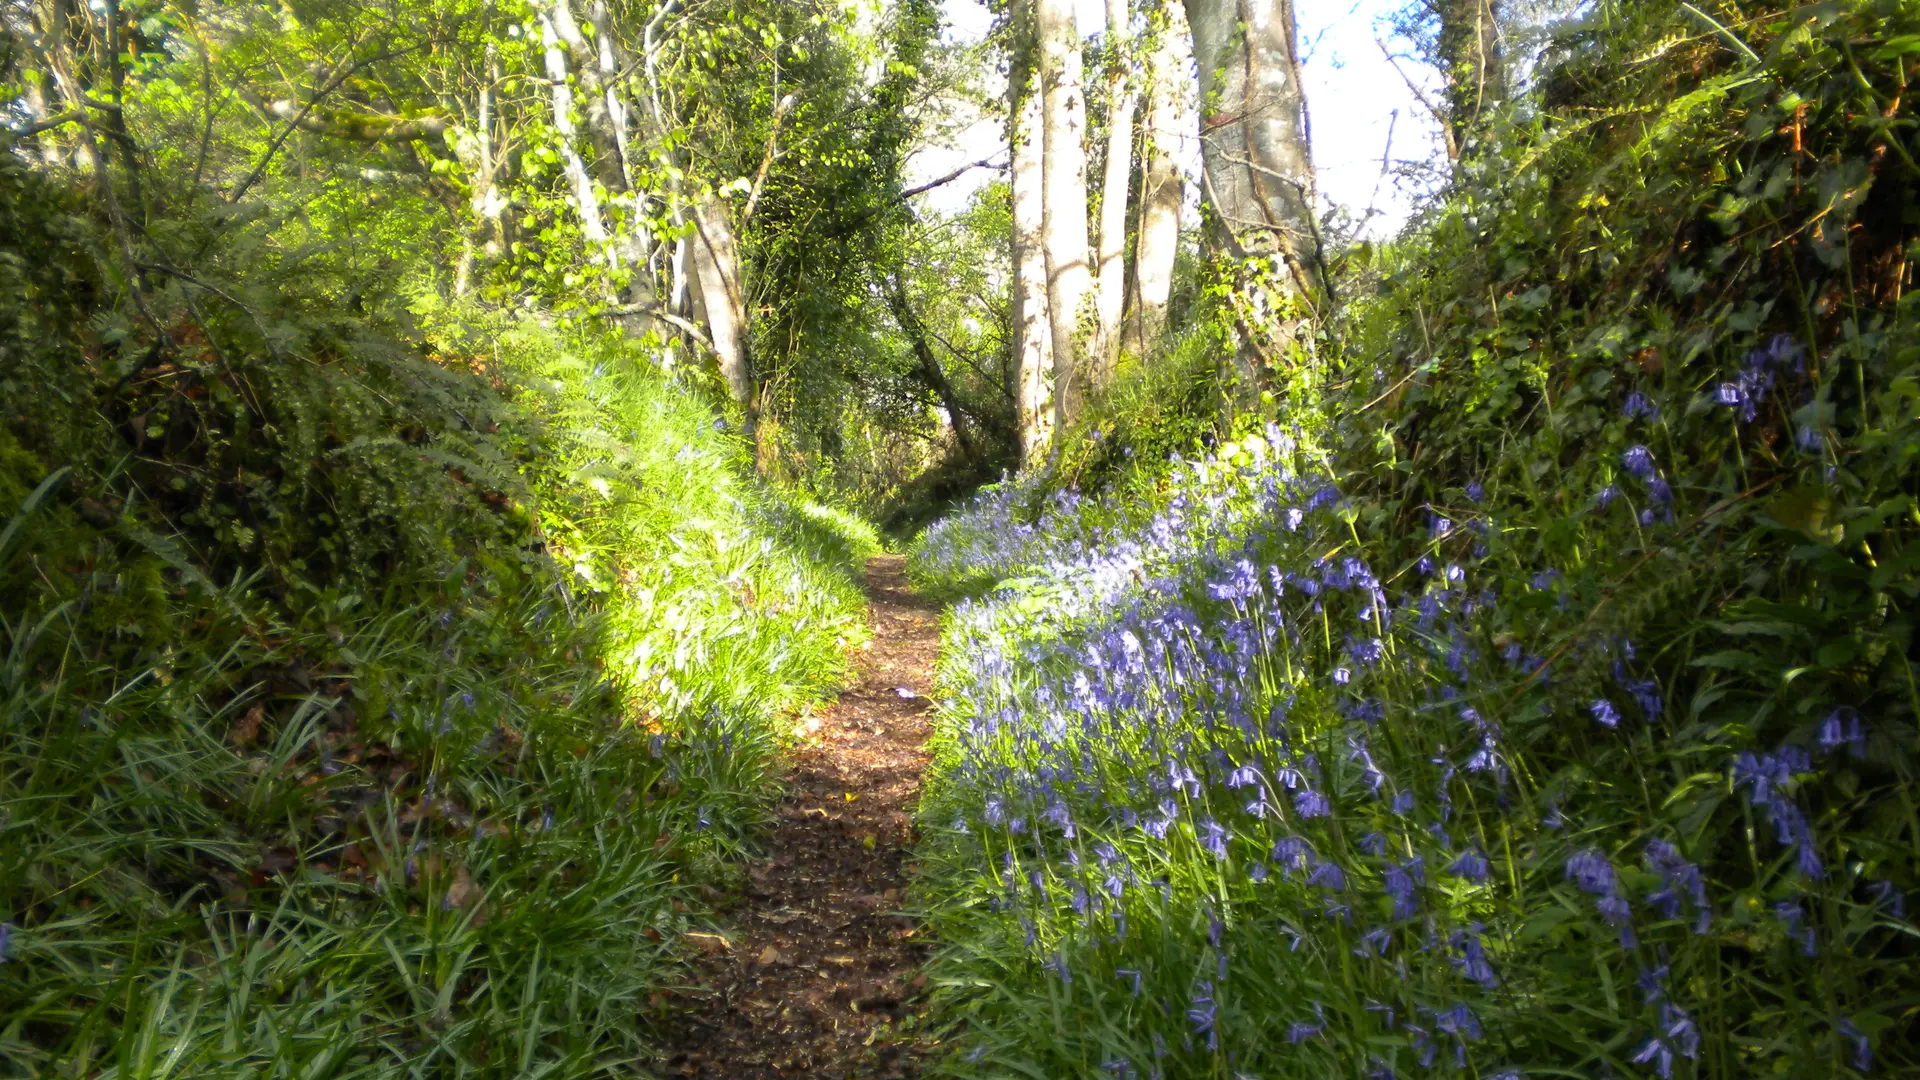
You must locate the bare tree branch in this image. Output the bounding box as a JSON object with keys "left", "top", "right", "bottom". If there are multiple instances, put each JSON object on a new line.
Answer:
{"left": 896, "top": 156, "right": 1007, "bottom": 203}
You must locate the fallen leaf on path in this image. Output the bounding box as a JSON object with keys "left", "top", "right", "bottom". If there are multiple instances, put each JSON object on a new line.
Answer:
{"left": 684, "top": 931, "right": 732, "bottom": 955}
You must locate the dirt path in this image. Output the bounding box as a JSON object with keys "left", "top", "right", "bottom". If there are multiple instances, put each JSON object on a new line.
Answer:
{"left": 660, "top": 554, "right": 941, "bottom": 1079}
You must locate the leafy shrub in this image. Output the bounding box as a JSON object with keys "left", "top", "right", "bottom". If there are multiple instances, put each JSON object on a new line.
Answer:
{"left": 911, "top": 2, "right": 1920, "bottom": 1077}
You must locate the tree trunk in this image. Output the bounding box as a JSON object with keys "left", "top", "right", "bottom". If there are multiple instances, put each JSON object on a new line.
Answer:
{"left": 1436, "top": 0, "right": 1503, "bottom": 155}
{"left": 1183, "top": 0, "right": 1318, "bottom": 286}
{"left": 1009, "top": 0, "right": 1055, "bottom": 468}
{"left": 537, "top": 3, "right": 609, "bottom": 246}
{"left": 884, "top": 275, "right": 980, "bottom": 466}
{"left": 691, "top": 189, "right": 752, "bottom": 411}
{"left": 1036, "top": 0, "right": 1095, "bottom": 432}
{"left": 1128, "top": 0, "right": 1189, "bottom": 355}
{"left": 1092, "top": 0, "right": 1136, "bottom": 381}
{"left": 547, "top": 0, "right": 653, "bottom": 328}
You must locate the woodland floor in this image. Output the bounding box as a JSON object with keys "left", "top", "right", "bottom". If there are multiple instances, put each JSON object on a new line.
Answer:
{"left": 660, "top": 555, "right": 943, "bottom": 1079}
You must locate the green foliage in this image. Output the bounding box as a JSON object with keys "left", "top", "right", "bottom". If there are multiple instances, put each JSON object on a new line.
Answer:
{"left": 908, "top": 1, "right": 1920, "bottom": 1076}
{"left": 0, "top": 147, "right": 865, "bottom": 1076}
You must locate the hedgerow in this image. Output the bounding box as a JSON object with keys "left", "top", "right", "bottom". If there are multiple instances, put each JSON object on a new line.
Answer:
{"left": 0, "top": 153, "right": 869, "bottom": 1076}
{"left": 910, "top": 2, "right": 1920, "bottom": 1076}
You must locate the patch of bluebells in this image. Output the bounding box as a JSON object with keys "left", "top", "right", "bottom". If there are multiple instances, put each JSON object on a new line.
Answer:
{"left": 915, "top": 419, "right": 1909, "bottom": 1078}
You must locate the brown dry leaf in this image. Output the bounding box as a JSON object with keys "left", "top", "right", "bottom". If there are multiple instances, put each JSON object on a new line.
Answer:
{"left": 230, "top": 703, "right": 264, "bottom": 749}
{"left": 444, "top": 865, "right": 480, "bottom": 909}
{"left": 684, "top": 931, "right": 732, "bottom": 955}
{"left": 756, "top": 945, "right": 786, "bottom": 967}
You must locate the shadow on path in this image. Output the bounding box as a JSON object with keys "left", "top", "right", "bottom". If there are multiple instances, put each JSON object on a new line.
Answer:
{"left": 661, "top": 554, "right": 941, "bottom": 1079}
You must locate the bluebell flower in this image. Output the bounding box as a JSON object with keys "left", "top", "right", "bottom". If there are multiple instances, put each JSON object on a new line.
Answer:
{"left": 1837, "top": 1017, "right": 1872, "bottom": 1072}
{"left": 1598, "top": 484, "right": 1620, "bottom": 508}
{"left": 1867, "top": 879, "right": 1906, "bottom": 918}
{"left": 1187, "top": 981, "right": 1217, "bottom": 1049}
{"left": 1817, "top": 707, "right": 1866, "bottom": 756}
{"left": 1774, "top": 898, "right": 1817, "bottom": 956}
{"left": 1049, "top": 951, "right": 1072, "bottom": 983}
{"left": 1568, "top": 848, "right": 1635, "bottom": 942}
{"left": 1391, "top": 790, "right": 1415, "bottom": 816}
{"left": 1197, "top": 816, "right": 1230, "bottom": 859}
{"left": 1308, "top": 860, "right": 1347, "bottom": 891}
{"left": 1431, "top": 1003, "right": 1481, "bottom": 1040}
{"left": 1466, "top": 481, "right": 1486, "bottom": 502}
{"left": 1448, "top": 846, "right": 1491, "bottom": 883}
{"left": 1624, "top": 391, "right": 1659, "bottom": 420}
{"left": 1359, "top": 831, "right": 1388, "bottom": 856}
{"left": 1590, "top": 699, "right": 1622, "bottom": 728}
{"left": 1451, "top": 923, "right": 1498, "bottom": 988}
{"left": 1626, "top": 678, "right": 1663, "bottom": 719}
{"left": 1384, "top": 858, "right": 1423, "bottom": 918}
{"left": 1331, "top": 667, "right": 1353, "bottom": 685}
{"left": 1796, "top": 424, "right": 1822, "bottom": 451}
{"left": 1273, "top": 835, "right": 1315, "bottom": 877}
{"left": 1116, "top": 968, "right": 1143, "bottom": 997}
{"left": 1632, "top": 1035, "right": 1676, "bottom": 1079}
{"left": 1288, "top": 1002, "right": 1327, "bottom": 1043}
{"left": 1295, "top": 789, "right": 1332, "bottom": 818}
{"left": 0, "top": 922, "right": 10, "bottom": 964}
{"left": 1644, "top": 839, "right": 1710, "bottom": 933}
{"left": 1623, "top": 445, "right": 1657, "bottom": 481}
{"left": 1356, "top": 926, "right": 1392, "bottom": 957}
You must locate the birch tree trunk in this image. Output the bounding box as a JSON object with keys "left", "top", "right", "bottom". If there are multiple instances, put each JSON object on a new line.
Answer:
{"left": 547, "top": 0, "right": 652, "bottom": 328}
{"left": 537, "top": 3, "right": 608, "bottom": 246}
{"left": 1092, "top": 0, "right": 1136, "bottom": 381}
{"left": 1128, "top": 0, "right": 1189, "bottom": 354}
{"left": 1182, "top": 0, "right": 1317, "bottom": 286}
{"left": 1009, "top": 0, "right": 1055, "bottom": 467}
{"left": 1036, "top": 0, "right": 1095, "bottom": 431}
{"left": 691, "top": 189, "right": 752, "bottom": 411}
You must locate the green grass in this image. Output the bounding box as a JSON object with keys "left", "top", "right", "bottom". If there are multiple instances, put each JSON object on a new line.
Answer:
{"left": 0, "top": 154, "right": 875, "bottom": 1076}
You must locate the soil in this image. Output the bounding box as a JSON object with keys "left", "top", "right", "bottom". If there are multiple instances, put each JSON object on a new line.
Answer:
{"left": 659, "top": 554, "right": 942, "bottom": 1079}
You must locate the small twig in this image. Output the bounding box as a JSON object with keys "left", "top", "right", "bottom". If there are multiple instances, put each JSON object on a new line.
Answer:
{"left": 1377, "top": 36, "right": 1458, "bottom": 163}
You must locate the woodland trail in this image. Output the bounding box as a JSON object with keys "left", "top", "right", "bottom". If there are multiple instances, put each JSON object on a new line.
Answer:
{"left": 661, "top": 555, "right": 942, "bottom": 1079}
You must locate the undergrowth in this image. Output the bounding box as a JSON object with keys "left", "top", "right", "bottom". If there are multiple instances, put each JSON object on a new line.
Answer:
{"left": 910, "top": 2, "right": 1920, "bottom": 1077}
{"left": 0, "top": 153, "right": 870, "bottom": 1076}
